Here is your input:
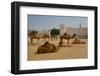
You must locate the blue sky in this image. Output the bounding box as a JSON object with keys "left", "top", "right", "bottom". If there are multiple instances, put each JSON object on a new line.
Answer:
{"left": 28, "top": 15, "right": 88, "bottom": 31}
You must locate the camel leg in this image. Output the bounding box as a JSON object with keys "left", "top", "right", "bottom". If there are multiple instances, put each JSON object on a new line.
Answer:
{"left": 37, "top": 38, "right": 40, "bottom": 44}
{"left": 30, "top": 38, "right": 33, "bottom": 45}
{"left": 59, "top": 41, "right": 63, "bottom": 47}
{"left": 67, "top": 39, "right": 69, "bottom": 47}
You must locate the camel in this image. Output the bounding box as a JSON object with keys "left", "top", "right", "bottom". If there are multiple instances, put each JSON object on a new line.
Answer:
{"left": 59, "top": 33, "right": 76, "bottom": 46}
{"left": 72, "top": 38, "right": 85, "bottom": 44}
{"left": 36, "top": 42, "right": 59, "bottom": 54}
{"left": 42, "top": 34, "right": 50, "bottom": 40}
{"left": 29, "top": 34, "right": 41, "bottom": 44}
{"left": 29, "top": 34, "right": 50, "bottom": 44}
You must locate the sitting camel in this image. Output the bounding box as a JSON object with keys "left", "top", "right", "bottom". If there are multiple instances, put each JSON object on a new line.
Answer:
{"left": 36, "top": 42, "right": 59, "bottom": 54}
{"left": 72, "top": 38, "right": 85, "bottom": 44}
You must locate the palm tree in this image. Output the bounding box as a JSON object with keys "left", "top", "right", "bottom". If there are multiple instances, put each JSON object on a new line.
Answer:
{"left": 50, "top": 28, "right": 60, "bottom": 40}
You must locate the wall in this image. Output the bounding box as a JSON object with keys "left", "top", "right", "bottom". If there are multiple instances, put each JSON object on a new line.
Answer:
{"left": 0, "top": 0, "right": 99, "bottom": 76}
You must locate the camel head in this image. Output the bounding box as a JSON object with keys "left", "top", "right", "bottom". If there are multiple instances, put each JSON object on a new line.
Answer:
{"left": 72, "top": 34, "right": 76, "bottom": 38}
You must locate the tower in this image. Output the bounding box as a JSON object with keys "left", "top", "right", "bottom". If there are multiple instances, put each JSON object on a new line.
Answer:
{"left": 79, "top": 23, "right": 82, "bottom": 28}
{"left": 59, "top": 24, "right": 66, "bottom": 36}
{"left": 79, "top": 23, "right": 82, "bottom": 36}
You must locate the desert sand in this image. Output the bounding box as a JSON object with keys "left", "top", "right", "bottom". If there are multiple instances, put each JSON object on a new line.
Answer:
{"left": 28, "top": 39, "right": 88, "bottom": 61}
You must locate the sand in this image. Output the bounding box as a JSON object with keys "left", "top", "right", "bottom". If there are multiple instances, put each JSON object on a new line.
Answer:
{"left": 28, "top": 39, "right": 88, "bottom": 61}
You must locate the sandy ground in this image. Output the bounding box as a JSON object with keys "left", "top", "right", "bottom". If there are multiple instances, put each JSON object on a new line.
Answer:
{"left": 28, "top": 39, "right": 88, "bottom": 61}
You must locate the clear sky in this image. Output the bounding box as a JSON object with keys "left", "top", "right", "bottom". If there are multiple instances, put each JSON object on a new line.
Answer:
{"left": 28, "top": 15, "right": 88, "bottom": 31}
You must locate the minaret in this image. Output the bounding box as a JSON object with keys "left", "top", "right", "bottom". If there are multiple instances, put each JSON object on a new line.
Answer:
{"left": 59, "top": 24, "right": 65, "bottom": 36}
{"left": 79, "top": 23, "right": 82, "bottom": 28}
{"left": 79, "top": 23, "right": 82, "bottom": 36}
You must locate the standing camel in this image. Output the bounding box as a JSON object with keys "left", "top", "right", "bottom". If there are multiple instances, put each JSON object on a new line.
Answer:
{"left": 29, "top": 33, "right": 43, "bottom": 44}
{"left": 42, "top": 34, "right": 50, "bottom": 40}
{"left": 29, "top": 33, "right": 50, "bottom": 45}
{"left": 59, "top": 33, "right": 76, "bottom": 46}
